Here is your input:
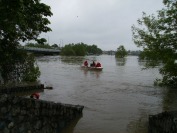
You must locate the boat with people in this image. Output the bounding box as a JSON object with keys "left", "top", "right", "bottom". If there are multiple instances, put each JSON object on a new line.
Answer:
{"left": 81, "top": 60, "right": 103, "bottom": 71}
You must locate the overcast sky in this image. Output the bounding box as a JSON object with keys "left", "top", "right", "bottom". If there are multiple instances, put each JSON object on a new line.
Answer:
{"left": 41, "top": 0, "right": 164, "bottom": 51}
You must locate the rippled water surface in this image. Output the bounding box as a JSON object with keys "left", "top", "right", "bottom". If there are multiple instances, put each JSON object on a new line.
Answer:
{"left": 36, "top": 55, "right": 177, "bottom": 133}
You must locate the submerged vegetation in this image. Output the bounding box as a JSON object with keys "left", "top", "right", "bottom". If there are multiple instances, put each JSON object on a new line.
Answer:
{"left": 115, "top": 45, "right": 127, "bottom": 58}
{"left": 61, "top": 43, "right": 102, "bottom": 56}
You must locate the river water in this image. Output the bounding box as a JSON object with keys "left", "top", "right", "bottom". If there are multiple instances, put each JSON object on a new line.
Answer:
{"left": 36, "top": 55, "right": 177, "bottom": 133}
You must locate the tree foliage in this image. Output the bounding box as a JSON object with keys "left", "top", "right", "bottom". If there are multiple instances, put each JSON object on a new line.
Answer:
{"left": 0, "top": 0, "right": 52, "bottom": 84}
{"left": 25, "top": 42, "right": 52, "bottom": 49}
{"left": 21, "top": 54, "right": 41, "bottom": 82}
{"left": 25, "top": 42, "right": 60, "bottom": 50}
{"left": 115, "top": 45, "right": 127, "bottom": 58}
{"left": 36, "top": 38, "right": 47, "bottom": 45}
{"left": 0, "top": 50, "right": 40, "bottom": 83}
{"left": 132, "top": 0, "right": 177, "bottom": 86}
{"left": 61, "top": 43, "right": 102, "bottom": 56}
{"left": 86, "top": 44, "right": 102, "bottom": 55}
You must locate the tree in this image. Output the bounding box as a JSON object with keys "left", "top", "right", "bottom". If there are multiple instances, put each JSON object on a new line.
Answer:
{"left": 115, "top": 45, "right": 127, "bottom": 58}
{"left": 61, "top": 44, "right": 76, "bottom": 56}
{"left": 21, "top": 54, "right": 41, "bottom": 82}
{"left": 52, "top": 44, "right": 59, "bottom": 48}
{"left": 60, "top": 43, "right": 102, "bottom": 56}
{"left": 36, "top": 38, "right": 47, "bottom": 45}
{"left": 25, "top": 42, "right": 51, "bottom": 49}
{"left": 86, "top": 45, "right": 102, "bottom": 55}
{"left": 132, "top": 0, "right": 177, "bottom": 86}
{"left": 0, "top": 0, "right": 52, "bottom": 83}
{"left": 1, "top": 50, "right": 41, "bottom": 83}
{"left": 73, "top": 44, "right": 86, "bottom": 56}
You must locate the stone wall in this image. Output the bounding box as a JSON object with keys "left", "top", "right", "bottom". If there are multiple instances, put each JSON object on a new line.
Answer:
{"left": 0, "top": 94, "right": 84, "bottom": 133}
{"left": 148, "top": 111, "right": 177, "bottom": 133}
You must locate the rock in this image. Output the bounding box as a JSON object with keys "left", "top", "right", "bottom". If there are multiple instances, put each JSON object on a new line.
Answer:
{"left": 3, "top": 127, "right": 10, "bottom": 133}
{"left": 1, "top": 107, "right": 7, "bottom": 114}
{"left": 27, "top": 130, "right": 32, "bottom": 133}
{"left": 0, "top": 95, "right": 8, "bottom": 103}
{"left": 34, "top": 120, "right": 42, "bottom": 130}
{"left": 0, "top": 122, "right": 6, "bottom": 130}
{"left": 8, "top": 122, "right": 14, "bottom": 129}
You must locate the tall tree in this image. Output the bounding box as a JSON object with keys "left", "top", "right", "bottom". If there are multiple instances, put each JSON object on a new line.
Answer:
{"left": 132, "top": 0, "right": 177, "bottom": 86}
{"left": 115, "top": 45, "right": 127, "bottom": 58}
{"left": 0, "top": 0, "right": 52, "bottom": 83}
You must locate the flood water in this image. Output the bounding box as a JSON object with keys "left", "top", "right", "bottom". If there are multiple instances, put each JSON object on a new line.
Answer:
{"left": 36, "top": 55, "right": 177, "bottom": 133}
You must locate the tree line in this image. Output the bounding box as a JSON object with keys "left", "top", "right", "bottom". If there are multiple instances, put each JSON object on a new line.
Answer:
{"left": 60, "top": 43, "right": 102, "bottom": 56}
{"left": 25, "top": 42, "right": 60, "bottom": 49}
{"left": 24, "top": 42, "right": 103, "bottom": 56}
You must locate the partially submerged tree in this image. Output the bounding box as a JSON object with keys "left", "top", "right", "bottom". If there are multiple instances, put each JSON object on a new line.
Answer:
{"left": 115, "top": 45, "right": 127, "bottom": 58}
{"left": 0, "top": 0, "right": 52, "bottom": 83}
{"left": 132, "top": 0, "right": 177, "bottom": 86}
{"left": 1, "top": 50, "right": 41, "bottom": 83}
{"left": 61, "top": 43, "right": 102, "bottom": 56}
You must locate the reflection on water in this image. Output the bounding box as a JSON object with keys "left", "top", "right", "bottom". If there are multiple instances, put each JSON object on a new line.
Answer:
{"left": 162, "top": 88, "right": 177, "bottom": 111}
{"left": 115, "top": 58, "right": 127, "bottom": 66}
{"left": 60, "top": 56, "right": 85, "bottom": 65}
{"left": 138, "top": 60, "right": 147, "bottom": 67}
{"left": 127, "top": 111, "right": 148, "bottom": 133}
{"left": 81, "top": 69, "right": 103, "bottom": 79}
{"left": 36, "top": 55, "right": 177, "bottom": 133}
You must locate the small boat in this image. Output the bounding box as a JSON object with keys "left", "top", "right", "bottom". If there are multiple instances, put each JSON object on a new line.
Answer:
{"left": 81, "top": 65, "right": 103, "bottom": 71}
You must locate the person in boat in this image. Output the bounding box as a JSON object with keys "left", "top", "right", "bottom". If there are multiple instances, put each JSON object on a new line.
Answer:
{"left": 96, "top": 62, "right": 101, "bottom": 67}
{"left": 84, "top": 60, "right": 88, "bottom": 67}
{"left": 90, "top": 61, "right": 96, "bottom": 67}
{"left": 30, "top": 93, "right": 40, "bottom": 99}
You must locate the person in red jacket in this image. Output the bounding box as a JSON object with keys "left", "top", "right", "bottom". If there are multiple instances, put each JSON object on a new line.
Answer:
{"left": 96, "top": 62, "right": 101, "bottom": 67}
{"left": 84, "top": 60, "right": 88, "bottom": 67}
{"left": 30, "top": 93, "right": 40, "bottom": 99}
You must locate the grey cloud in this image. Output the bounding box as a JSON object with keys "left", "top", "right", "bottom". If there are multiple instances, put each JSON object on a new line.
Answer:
{"left": 41, "top": 0, "right": 164, "bottom": 50}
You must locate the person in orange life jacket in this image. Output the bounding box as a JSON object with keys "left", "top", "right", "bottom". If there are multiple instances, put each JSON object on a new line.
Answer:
{"left": 30, "top": 93, "right": 40, "bottom": 99}
{"left": 84, "top": 60, "right": 88, "bottom": 67}
{"left": 96, "top": 62, "right": 101, "bottom": 67}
